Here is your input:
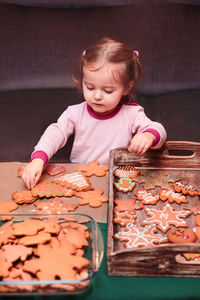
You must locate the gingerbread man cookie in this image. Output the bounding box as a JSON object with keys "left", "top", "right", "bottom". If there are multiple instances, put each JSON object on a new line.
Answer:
{"left": 76, "top": 189, "right": 108, "bottom": 207}
{"left": 77, "top": 161, "right": 109, "bottom": 177}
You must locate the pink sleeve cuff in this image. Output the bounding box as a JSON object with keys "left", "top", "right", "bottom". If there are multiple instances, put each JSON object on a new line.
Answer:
{"left": 143, "top": 129, "right": 160, "bottom": 147}
{"left": 31, "top": 151, "right": 49, "bottom": 165}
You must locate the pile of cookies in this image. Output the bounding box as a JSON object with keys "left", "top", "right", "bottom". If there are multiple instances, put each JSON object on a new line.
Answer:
{"left": 0, "top": 217, "right": 91, "bottom": 293}
{"left": 0, "top": 161, "right": 109, "bottom": 293}
{"left": 0, "top": 161, "right": 109, "bottom": 222}
{"left": 113, "top": 165, "right": 200, "bottom": 250}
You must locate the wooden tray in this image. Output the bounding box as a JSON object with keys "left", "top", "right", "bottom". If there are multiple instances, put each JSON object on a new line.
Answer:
{"left": 107, "top": 141, "right": 200, "bottom": 277}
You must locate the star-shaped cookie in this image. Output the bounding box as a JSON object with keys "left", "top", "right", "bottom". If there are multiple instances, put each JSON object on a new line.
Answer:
{"left": 142, "top": 203, "right": 189, "bottom": 233}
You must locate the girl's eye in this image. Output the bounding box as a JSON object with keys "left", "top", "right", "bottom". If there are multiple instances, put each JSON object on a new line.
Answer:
{"left": 87, "top": 86, "right": 94, "bottom": 91}
{"left": 105, "top": 90, "right": 113, "bottom": 94}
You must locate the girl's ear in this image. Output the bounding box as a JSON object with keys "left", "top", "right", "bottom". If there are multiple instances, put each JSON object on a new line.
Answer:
{"left": 123, "top": 80, "right": 134, "bottom": 95}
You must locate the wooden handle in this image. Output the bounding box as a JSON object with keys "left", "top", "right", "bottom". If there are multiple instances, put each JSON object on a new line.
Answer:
{"left": 162, "top": 141, "right": 200, "bottom": 160}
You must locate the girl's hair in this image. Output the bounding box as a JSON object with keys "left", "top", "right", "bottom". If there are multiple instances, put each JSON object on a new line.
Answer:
{"left": 74, "top": 37, "right": 142, "bottom": 102}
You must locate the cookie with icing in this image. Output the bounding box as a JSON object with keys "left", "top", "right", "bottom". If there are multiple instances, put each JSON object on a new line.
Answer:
{"left": 45, "top": 164, "right": 66, "bottom": 176}
{"left": 159, "top": 189, "right": 188, "bottom": 204}
{"left": 114, "top": 166, "right": 140, "bottom": 179}
{"left": 53, "top": 172, "right": 92, "bottom": 191}
{"left": 113, "top": 211, "right": 137, "bottom": 226}
{"left": 114, "top": 223, "right": 168, "bottom": 248}
{"left": 142, "top": 203, "right": 189, "bottom": 233}
{"left": 173, "top": 180, "right": 199, "bottom": 196}
{"left": 135, "top": 190, "right": 159, "bottom": 205}
{"left": 114, "top": 178, "right": 136, "bottom": 193}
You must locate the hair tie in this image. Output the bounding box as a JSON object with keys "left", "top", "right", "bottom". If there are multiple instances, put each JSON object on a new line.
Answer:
{"left": 133, "top": 50, "right": 139, "bottom": 57}
{"left": 82, "top": 50, "right": 86, "bottom": 57}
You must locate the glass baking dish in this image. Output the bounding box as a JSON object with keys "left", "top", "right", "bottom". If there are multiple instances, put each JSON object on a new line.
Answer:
{"left": 0, "top": 213, "right": 104, "bottom": 295}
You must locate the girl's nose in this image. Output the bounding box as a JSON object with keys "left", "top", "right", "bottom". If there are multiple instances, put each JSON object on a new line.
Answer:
{"left": 94, "top": 90, "right": 103, "bottom": 100}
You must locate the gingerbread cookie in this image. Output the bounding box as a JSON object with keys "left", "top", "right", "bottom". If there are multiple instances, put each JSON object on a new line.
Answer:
{"left": 183, "top": 206, "right": 200, "bottom": 217}
{"left": 114, "top": 178, "right": 136, "bottom": 192}
{"left": 34, "top": 197, "right": 78, "bottom": 215}
{"left": 31, "top": 180, "right": 74, "bottom": 198}
{"left": 113, "top": 211, "right": 136, "bottom": 226}
{"left": 17, "top": 166, "right": 24, "bottom": 177}
{"left": 0, "top": 201, "right": 18, "bottom": 221}
{"left": 12, "top": 219, "right": 45, "bottom": 236}
{"left": 135, "top": 190, "right": 159, "bottom": 205}
{"left": 159, "top": 189, "right": 188, "bottom": 204}
{"left": 183, "top": 253, "right": 200, "bottom": 261}
{"left": 53, "top": 172, "right": 92, "bottom": 191}
{"left": 1, "top": 244, "right": 33, "bottom": 262}
{"left": 58, "top": 227, "right": 88, "bottom": 249}
{"left": 136, "top": 169, "right": 179, "bottom": 190}
{"left": 23, "top": 242, "right": 90, "bottom": 280}
{"left": 114, "top": 223, "right": 168, "bottom": 248}
{"left": 173, "top": 180, "right": 199, "bottom": 196}
{"left": 195, "top": 215, "right": 200, "bottom": 226}
{"left": 114, "top": 166, "right": 140, "bottom": 179}
{"left": 76, "top": 189, "right": 108, "bottom": 207}
{"left": 0, "top": 221, "right": 14, "bottom": 246}
{"left": 77, "top": 161, "right": 109, "bottom": 177}
{"left": 194, "top": 226, "right": 200, "bottom": 241}
{"left": 114, "top": 198, "right": 143, "bottom": 212}
{"left": 167, "top": 228, "right": 196, "bottom": 244}
{"left": 12, "top": 189, "right": 38, "bottom": 204}
{"left": 142, "top": 203, "right": 189, "bottom": 233}
{"left": 0, "top": 257, "right": 12, "bottom": 277}
{"left": 45, "top": 164, "right": 66, "bottom": 176}
{"left": 18, "top": 232, "right": 52, "bottom": 246}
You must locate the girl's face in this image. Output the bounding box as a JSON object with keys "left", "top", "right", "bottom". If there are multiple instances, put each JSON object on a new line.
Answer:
{"left": 82, "top": 63, "right": 128, "bottom": 116}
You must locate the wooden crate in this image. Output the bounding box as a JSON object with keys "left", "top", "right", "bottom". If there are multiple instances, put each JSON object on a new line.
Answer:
{"left": 107, "top": 141, "right": 200, "bottom": 277}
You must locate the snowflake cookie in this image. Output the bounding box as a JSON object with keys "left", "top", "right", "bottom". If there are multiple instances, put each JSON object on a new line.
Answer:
{"left": 114, "top": 223, "right": 167, "bottom": 248}
{"left": 142, "top": 203, "right": 189, "bottom": 233}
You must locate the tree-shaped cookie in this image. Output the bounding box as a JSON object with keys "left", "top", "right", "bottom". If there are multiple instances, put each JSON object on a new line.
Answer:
{"left": 31, "top": 180, "right": 74, "bottom": 198}
{"left": 76, "top": 189, "right": 108, "bottom": 207}
{"left": 77, "top": 161, "right": 109, "bottom": 177}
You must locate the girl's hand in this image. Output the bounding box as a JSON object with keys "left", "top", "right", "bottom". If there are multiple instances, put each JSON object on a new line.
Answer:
{"left": 22, "top": 159, "right": 44, "bottom": 189}
{"left": 128, "top": 132, "right": 155, "bottom": 156}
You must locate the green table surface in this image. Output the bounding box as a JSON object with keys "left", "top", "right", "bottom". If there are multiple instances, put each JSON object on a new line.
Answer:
{"left": 0, "top": 223, "right": 200, "bottom": 300}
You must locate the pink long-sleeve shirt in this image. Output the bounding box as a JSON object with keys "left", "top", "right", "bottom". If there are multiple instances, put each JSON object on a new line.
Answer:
{"left": 32, "top": 102, "right": 167, "bottom": 165}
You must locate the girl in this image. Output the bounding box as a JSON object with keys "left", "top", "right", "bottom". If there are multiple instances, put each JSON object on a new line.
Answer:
{"left": 22, "top": 37, "right": 166, "bottom": 189}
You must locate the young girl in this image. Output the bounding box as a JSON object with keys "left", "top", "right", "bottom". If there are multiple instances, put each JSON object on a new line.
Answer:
{"left": 22, "top": 37, "right": 167, "bottom": 189}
